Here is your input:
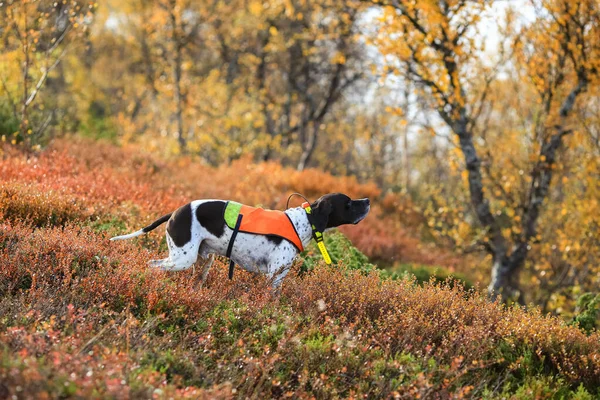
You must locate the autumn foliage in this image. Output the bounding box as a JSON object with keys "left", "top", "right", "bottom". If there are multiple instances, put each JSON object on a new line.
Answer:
{"left": 2, "top": 0, "right": 600, "bottom": 395}
{"left": 0, "top": 139, "right": 452, "bottom": 267}
{"left": 1, "top": 140, "right": 599, "bottom": 398}
{"left": 2, "top": 0, "right": 600, "bottom": 310}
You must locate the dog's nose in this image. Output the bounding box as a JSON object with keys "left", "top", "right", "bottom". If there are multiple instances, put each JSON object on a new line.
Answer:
{"left": 363, "top": 198, "right": 370, "bottom": 205}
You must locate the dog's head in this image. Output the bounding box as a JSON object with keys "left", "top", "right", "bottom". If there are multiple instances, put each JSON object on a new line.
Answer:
{"left": 309, "top": 193, "right": 370, "bottom": 232}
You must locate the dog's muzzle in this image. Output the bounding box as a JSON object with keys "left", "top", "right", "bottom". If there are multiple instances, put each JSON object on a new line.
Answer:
{"left": 353, "top": 198, "right": 371, "bottom": 224}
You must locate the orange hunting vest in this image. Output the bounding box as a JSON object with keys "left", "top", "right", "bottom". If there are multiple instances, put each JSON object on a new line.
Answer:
{"left": 224, "top": 201, "right": 304, "bottom": 252}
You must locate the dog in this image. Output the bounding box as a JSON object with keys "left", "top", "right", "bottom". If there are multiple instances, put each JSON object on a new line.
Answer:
{"left": 110, "top": 193, "right": 370, "bottom": 287}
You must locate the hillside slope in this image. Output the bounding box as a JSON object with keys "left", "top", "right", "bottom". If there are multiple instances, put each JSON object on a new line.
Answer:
{"left": 1, "top": 140, "right": 460, "bottom": 266}
{"left": 1, "top": 141, "right": 599, "bottom": 398}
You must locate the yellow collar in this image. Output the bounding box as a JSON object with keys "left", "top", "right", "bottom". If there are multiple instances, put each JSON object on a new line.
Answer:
{"left": 301, "top": 202, "right": 332, "bottom": 265}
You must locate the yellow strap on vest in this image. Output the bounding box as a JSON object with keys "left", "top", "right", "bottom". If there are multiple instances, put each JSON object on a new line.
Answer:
{"left": 302, "top": 202, "right": 332, "bottom": 265}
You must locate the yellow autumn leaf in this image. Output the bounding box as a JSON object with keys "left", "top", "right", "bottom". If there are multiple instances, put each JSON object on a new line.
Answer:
{"left": 249, "top": 1, "right": 262, "bottom": 16}
{"left": 331, "top": 52, "right": 346, "bottom": 65}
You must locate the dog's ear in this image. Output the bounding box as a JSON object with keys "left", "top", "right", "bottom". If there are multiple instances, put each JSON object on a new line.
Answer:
{"left": 310, "top": 199, "right": 332, "bottom": 232}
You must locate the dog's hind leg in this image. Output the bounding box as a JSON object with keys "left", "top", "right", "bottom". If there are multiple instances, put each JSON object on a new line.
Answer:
{"left": 148, "top": 259, "right": 167, "bottom": 267}
{"left": 150, "top": 228, "right": 202, "bottom": 271}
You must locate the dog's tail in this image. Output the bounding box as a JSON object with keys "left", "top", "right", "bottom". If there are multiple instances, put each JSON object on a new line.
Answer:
{"left": 109, "top": 213, "right": 172, "bottom": 241}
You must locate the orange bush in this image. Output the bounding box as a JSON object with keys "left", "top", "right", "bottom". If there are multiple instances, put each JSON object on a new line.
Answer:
{"left": 285, "top": 266, "right": 600, "bottom": 387}
{"left": 0, "top": 181, "right": 91, "bottom": 227}
{"left": 0, "top": 222, "right": 274, "bottom": 319}
{"left": 1, "top": 218, "right": 599, "bottom": 397}
{"left": 1, "top": 320, "right": 232, "bottom": 399}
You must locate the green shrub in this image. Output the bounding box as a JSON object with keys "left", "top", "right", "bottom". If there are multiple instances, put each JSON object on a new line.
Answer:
{"left": 382, "top": 263, "right": 473, "bottom": 289}
{"left": 299, "top": 229, "right": 376, "bottom": 274}
{"left": 140, "top": 350, "right": 200, "bottom": 387}
{"left": 0, "top": 99, "right": 19, "bottom": 140}
{"left": 79, "top": 102, "right": 118, "bottom": 143}
{"left": 89, "top": 216, "right": 128, "bottom": 235}
{"left": 571, "top": 293, "right": 600, "bottom": 334}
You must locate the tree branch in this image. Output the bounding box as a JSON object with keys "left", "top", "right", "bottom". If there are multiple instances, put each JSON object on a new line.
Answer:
{"left": 510, "top": 75, "right": 588, "bottom": 268}
{"left": 24, "top": 45, "right": 69, "bottom": 108}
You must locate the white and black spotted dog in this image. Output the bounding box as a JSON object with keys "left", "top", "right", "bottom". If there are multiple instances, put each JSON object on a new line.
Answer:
{"left": 110, "top": 193, "right": 370, "bottom": 287}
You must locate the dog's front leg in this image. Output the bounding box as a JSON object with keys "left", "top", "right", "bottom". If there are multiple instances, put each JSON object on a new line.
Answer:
{"left": 269, "top": 264, "right": 292, "bottom": 292}
{"left": 192, "top": 254, "right": 215, "bottom": 288}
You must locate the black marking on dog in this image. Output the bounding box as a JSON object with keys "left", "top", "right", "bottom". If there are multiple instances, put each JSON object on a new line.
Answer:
{"left": 264, "top": 235, "right": 284, "bottom": 246}
{"left": 258, "top": 257, "right": 269, "bottom": 266}
{"left": 195, "top": 201, "right": 226, "bottom": 237}
{"left": 142, "top": 213, "right": 173, "bottom": 233}
{"left": 167, "top": 203, "right": 193, "bottom": 247}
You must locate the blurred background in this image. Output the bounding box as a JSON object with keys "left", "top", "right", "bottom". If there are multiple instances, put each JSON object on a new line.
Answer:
{"left": 1, "top": 0, "right": 599, "bottom": 315}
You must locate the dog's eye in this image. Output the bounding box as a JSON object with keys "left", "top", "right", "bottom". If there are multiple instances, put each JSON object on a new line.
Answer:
{"left": 345, "top": 202, "right": 351, "bottom": 209}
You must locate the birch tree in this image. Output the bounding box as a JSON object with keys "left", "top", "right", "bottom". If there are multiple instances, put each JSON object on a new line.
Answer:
{"left": 371, "top": 0, "right": 599, "bottom": 301}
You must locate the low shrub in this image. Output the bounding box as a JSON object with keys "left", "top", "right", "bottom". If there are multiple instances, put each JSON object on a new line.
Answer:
{"left": 0, "top": 326, "right": 230, "bottom": 399}
{"left": 284, "top": 266, "right": 600, "bottom": 391}
{"left": 0, "top": 182, "right": 89, "bottom": 227}
{"left": 1, "top": 219, "right": 599, "bottom": 397}
{"left": 299, "top": 229, "right": 376, "bottom": 274}
{"left": 383, "top": 263, "right": 474, "bottom": 289}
